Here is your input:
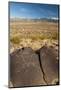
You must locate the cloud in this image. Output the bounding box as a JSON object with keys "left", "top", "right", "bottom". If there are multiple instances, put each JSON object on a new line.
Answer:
{"left": 50, "top": 17, "right": 59, "bottom": 20}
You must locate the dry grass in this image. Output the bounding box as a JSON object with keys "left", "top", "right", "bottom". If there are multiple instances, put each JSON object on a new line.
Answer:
{"left": 10, "top": 20, "right": 59, "bottom": 53}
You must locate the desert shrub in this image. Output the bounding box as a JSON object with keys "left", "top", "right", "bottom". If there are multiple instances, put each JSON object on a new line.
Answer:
{"left": 10, "top": 36, "right": 20, "bottom": 44}
{"left": 51, "top": 32, "right": 58, "bottom": 40}
{"left": 39, "top": 33, "right": 58, "bottom": 40}
{"left": 31, "top": 36, "right": 38, "bottom": 40}
{"left": 39, "top": 35, "right": 46, "bottom": 40}
{"left": 30, "top": 34, "right": 47, "bottom": 41}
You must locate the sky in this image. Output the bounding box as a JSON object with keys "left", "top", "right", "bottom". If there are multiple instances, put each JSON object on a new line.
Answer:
{"left": 9, "top": 2, "right": 59, "bottom": 19}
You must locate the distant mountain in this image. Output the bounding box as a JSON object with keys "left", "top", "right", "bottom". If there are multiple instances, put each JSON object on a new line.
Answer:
{"left": 10, "top": 17, "right": 59, "bottom": 23}
{"left": 39, "top": 17, "right": 59, "bottom": 22}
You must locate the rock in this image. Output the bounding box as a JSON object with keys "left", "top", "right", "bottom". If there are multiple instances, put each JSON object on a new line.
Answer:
{"left": 9, "top": 46, "right": 59, "bottom": 87}
{"left": 10, "top": 47, "right": 46, "bottom": 87}
{"left": 39, "top": 46, "right": 59, "bottom": 85}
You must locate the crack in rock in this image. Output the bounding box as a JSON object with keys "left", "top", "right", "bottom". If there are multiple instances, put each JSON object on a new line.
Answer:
{"left": 9, "top": 46, "right": 59, "bottom": 87}
{"left": 36, "top": 50, "right": 48, "bottom": 84}
{"left": 38, "top": 46, "right": 59, "bottom": 85}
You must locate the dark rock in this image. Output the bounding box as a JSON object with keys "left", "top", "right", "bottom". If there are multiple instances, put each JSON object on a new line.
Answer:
{"left": 10, "top": 47, "right": 46, "bottom": 87}
{"left": 9, "top": 46, "right": 59, "bottom": 87}
{"left": 39, "top": 46, "right": 59, "bottom": 85}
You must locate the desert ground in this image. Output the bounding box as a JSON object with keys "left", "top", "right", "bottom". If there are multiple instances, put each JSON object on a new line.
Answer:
{"left": 10, "top": 20, "right": 59, "bottom": 53}
{"left": 9, "top": 19, "right": 59, "bottom": 87}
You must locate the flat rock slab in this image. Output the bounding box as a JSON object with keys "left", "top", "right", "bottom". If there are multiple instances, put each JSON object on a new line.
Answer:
{"left": 39, "top": 46, "right": 59, "bottom": 85}
{"left": 10, "top": 47, "right": 46, "bottom": 87}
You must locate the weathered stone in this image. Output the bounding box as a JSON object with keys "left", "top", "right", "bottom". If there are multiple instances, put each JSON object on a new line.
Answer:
{"left": 39, "top": 46, "right": 59, "bottom": 85}
{"left": 9, "top": 46, "right": 59, "bottom": 87}
{"left": 10, "top": 47, "right": 46, "bottom": 87}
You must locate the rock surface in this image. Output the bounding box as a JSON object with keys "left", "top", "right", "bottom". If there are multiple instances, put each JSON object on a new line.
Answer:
{"left": 10, "top": 47, "right": 46, "bottom": 87}
{"left": 9, "top": 46, "right": 59, "bottom": 87}
{"left": 39, "top": 46, "right": 59, "bottom": 85}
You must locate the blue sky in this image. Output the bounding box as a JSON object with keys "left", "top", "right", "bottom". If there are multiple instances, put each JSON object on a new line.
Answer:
{"left": 9, "top": 2, "right": 59, "bottom": 19}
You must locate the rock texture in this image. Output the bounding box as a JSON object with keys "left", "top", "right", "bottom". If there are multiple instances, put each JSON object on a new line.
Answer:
{"left": 9, "top": 46, "right": 59, "bottom": 87}
{"left": 10, "top": 47, "right": 46, "bottom": 87}
{"left": 38, "top": 46, "right": 59, "bottom": 85}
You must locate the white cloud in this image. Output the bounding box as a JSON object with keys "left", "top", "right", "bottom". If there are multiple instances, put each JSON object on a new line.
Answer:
{"left": 51, "top": 17, "right": 59, "bottom": 20}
